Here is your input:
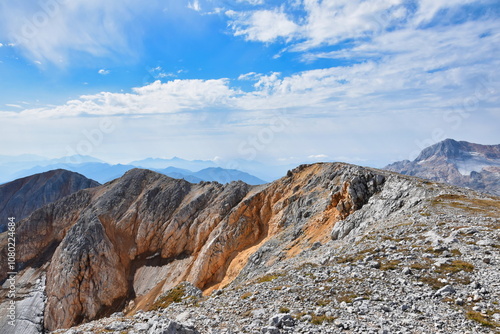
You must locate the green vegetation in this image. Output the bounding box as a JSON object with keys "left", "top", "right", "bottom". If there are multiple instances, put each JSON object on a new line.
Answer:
{"left": 450, "top": 248, "right": 462, "bottom": 256}
{"left": 256, "top": 273, "right": 282, "bottom": 283}
{"left": 410, "top": 261, "right": 431, "bottom": 271}
{"left": 380, "top": 259, "right": 401, "bottom": 271}
{"left": 419, "top": 276, "right": 447, "bottom": 290}
{"left": 311, "top": 314, "right": 336, "bottom": 325}
{"left": 279, "top": 307, "right": 290, "bottom": 313}
{"left": 431, "top": 195, "right": 500, "bottom": 217}
{"left": 297, "top": 262, "right": 319, "bottom": 269}
{"left": 336, "top": 291, "right": 357, "bottom": 304}
{"left": 466, "top": 310, "right": 499, "bottom": 328}
{"left": 149, "top": 284, "right": 186, "bottom": 311}
{"left": 316, "top": 299, "right": 331, "bottom": 307}
{"left": 435, "top": 260, "right": 474, "bottom": 274}
{"left": 241, "top": 292, "right": 253, "bottom": 300}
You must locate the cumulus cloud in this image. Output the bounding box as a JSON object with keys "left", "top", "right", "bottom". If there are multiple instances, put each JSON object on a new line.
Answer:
{"left": 226, "top": 0, "right": 497, "bottom": 53}
{"left": 98, "top": 69, "right": 110, "bottom": 75}
{"left": 12, "top": 79, "right": 239, "bottom": 118}
{"left": 227, "top": 8, "right": 299, "bottom": 42}
{"left": 227, "top": 0, "right": 408, "bottom": 47}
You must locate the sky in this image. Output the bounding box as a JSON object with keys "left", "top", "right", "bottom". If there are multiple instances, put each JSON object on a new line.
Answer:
{"left": 0, "top": 0, "right": 499, "bottom": 168}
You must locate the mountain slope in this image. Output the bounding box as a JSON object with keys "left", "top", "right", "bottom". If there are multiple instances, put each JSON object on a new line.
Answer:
{"left": 0, "top": 169, "right": 100, "bottom": 232}
{"left": 385, "top": 139, "right": 500, "bottom": 195}
{"left": 0, "top": 163, "right": 498, "bottom": 333}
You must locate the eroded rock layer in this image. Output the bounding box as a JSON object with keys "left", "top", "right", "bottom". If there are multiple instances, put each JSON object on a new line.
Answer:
{"left": 1, "top": 163, "right": 387, "bottom": 331}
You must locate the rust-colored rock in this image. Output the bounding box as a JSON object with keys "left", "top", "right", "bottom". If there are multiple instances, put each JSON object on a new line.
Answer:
{"left": 0, "top": 163, "right": 385, "bottom": 331}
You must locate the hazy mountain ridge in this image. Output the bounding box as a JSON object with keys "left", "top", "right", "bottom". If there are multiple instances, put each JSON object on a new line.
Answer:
{"left": 0, "top": 162, "right": 498, "bottom": 333}
{"left": 1, "top": 157, "right": 267, "bottom": 185}
{"left": 385, "top": 139, "right": 500, "bottom": 196}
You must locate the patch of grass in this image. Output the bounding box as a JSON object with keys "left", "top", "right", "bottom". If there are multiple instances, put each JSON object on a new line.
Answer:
{"left": 411, "top": 261, "right": 431, "bottom": 271}
{"left": 149, "top": 284, "right": 186, "bottom": 311}
{"left": 435, "top": 260, "right": 474, "bottom": 274}
{"left": 419, "top": 272, "right": 471, "bottom": 290}
{"left": 466, "top": 310, "right": 499, "bottom": 328}
{"left": 419, "top": 276, "right": 447, "bottom": 290}
{"left": 450, "top": 249, "right": 462, "bottom": 256}
{"left": 380, "top": 259, "right": 401, "bottom": 271}
{"left": 380, "top": 235, "right": 406, "bottom": 242}
{"left": 241, "top": 292, "right": 253, "bottom": 300}
{"left": 336, "top": 255, "right": 360, "bottom": 264}
{"left": 311, "top": 314, "right": 336, "bottom": 325}
{"left": 316, "top": 299, "right": 331, "bottom": 307}
{"left": 424, "top": 246, "right": 445, "bottom": 254}
{"left": 431, "top": 195, "right": 500, "bottom": 217}
{"left": 336, "top": 291, "right": 357, "bottom": 304}
{"left": 242, "top": 310, "right": 253, "bottom": 317}
{"left": 297, "top": 262, "right": 319, "bottom": 269}
{"left": 279, "top": 307, "right": 290, "bottom": 313}
{"left": 293, "top": 311, "right": 307, "bottom": 320}
{"left": 256, "top": 273, "right": 282, "bottom": 283}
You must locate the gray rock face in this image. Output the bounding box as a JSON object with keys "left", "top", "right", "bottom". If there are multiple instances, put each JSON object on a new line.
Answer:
{"left": 0, "top": 169, "right": 99, "bottom": 232}
{"left": 385, "top": 138, "right": 500, "bottom": 196}
{"left": 0, "top": 274, "right": 46, "bottom": 334}
{"left": 331, "top": 174, "right": 428, "bottom": 241}
{"left": 149, "top": 319, "right": 199, "bottom": 334}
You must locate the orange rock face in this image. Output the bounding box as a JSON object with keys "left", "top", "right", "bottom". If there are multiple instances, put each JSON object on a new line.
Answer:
{"left": 0, "top": 163, "right": 385, "bottom": 331}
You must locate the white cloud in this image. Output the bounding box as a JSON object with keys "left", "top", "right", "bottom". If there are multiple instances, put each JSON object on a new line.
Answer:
{"left": 5, "top": 104, "right": 23, "bottom": 108}
{"left": 98, "top": 69, "right": 110, "bottom": 75}
{"left": 12, "top": 79, "right": 238, "bottom": 118}
{"left": 226, "top": 0, "right": 496, "bottom": 53}
{"left": 237, "top": 0, "right": 265, "bottom": 5}
{"left": 227, "top": 0, "right": 407, "bottom": 47}
{"left": 188, "top": 0, "right": 201, "bottom": 12}
{"left": 0, "top": 0, "right": 150, "bottom": 66}
{"left": 412, "top": 0, "right": 482, "bottom": 26}
{"left": 308, "top": 154, "right": 328, "bottom": 159}
{"left": 238, "top": 72, "right": 258, "bottom": 80}
{"left": 156, "top": 72, "right": 176, "bottom": 78}
{"left": 0, "top": 43, "right": 3, "bottom": 47}
{"left": 227, "top": 8, "right": 299, "bottom": 42}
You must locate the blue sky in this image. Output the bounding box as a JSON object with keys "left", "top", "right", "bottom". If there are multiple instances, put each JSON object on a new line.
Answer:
{"left": 0, "top": 0, "right": 499, "bottom": 168}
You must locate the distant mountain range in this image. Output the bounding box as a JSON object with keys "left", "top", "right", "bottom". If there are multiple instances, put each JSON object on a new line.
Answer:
{"left": 385, "top": 139, "right": 500, "bottom": 196}
{"left": 0, "top": 169, "right": 100, "bottom": 232}
{"left": 0, "top": 156, "right": 268, "bottom": 186}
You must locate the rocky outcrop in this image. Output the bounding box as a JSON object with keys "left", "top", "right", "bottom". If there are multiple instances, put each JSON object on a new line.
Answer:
{"left": 385, "top": 139, "right": 500, "bottom": 196}
{"left": 0, "top": 163, "right": 389, "bottom": 331}
{"left": 50, "top": 163, "right": 500, "bottom": 334}
{"left": 0, "top": 169, "right": 100, "bottom": 232}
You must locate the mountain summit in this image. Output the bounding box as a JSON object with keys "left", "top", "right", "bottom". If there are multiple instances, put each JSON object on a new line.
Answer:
{"left": 385, "top": 139, "right": 500, "bottom": 195}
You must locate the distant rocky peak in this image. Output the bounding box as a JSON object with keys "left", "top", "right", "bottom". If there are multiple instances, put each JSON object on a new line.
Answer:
{"left": 415, "top": 139, "right": 465, "bottom": 161}
{"left": 415, "top": 139, "right": 500, "bottom": 163}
